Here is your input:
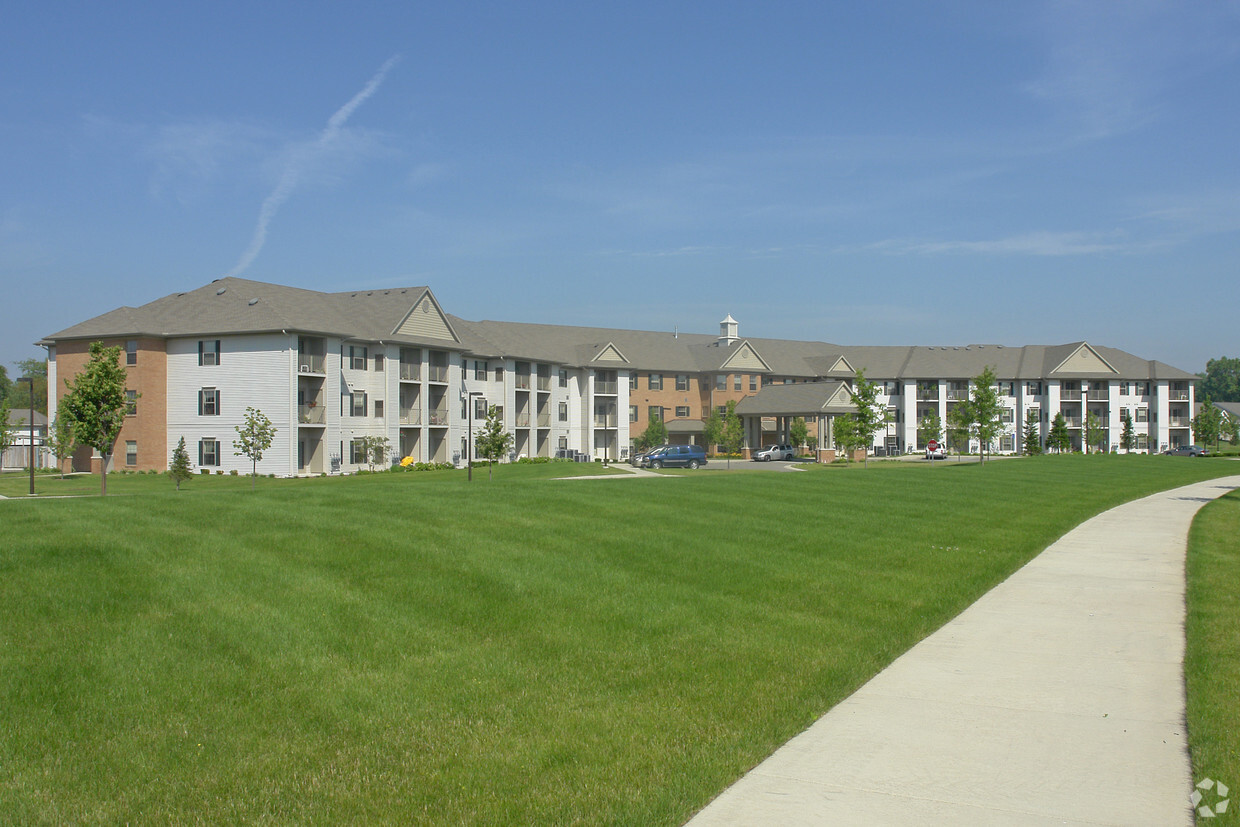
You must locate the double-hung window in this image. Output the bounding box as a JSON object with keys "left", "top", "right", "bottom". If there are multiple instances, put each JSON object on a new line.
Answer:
{"left": 125, "top": 441, "right": 137, "bottom": 466}
{"left": 675, "top": 405, "right": 690, "bottom": 418}
{"left": 347, "top": 345, "right": 368, "bottom": 371}
{"left": 126, "top": 340, "right": 138, "bottom": 366}
{"left": 676, "top": 375, "right": 689, "bottom": 391}
{"left": 199, "top": 439, "right": 220, "bottom": 466}
{"left": 198, "top": 340, "right": 221, "bottom": 366}
{"left": 198, "top": 388, "right": 220, "bottom": 416}
{"left": 351, "top": 391, "right": 368, "bottom": 417}
{"left": 125, "top": 390, "right": 138, "bottom": 416}
{"left": 648, "top": 374, "right": 662, "bottom": 391}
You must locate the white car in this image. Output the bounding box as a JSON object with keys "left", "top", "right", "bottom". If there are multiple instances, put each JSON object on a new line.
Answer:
{"left": 925, "top": 440, "right": 946, "bottom": 460}
{"left": 753, "top": 443, "right": 796, "bottom": 462}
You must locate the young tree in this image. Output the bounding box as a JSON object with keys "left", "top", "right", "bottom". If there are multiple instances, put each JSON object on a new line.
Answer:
{"left": 1120, "top": 409, "right": 1136, "bottom": 453}
{"left": 832, "top": 413, "right": 861, "bottom": 460}
{"left": 47, "top": 410, "right": 76, "bottom": 479}
{"left": 1191, "top": 398, "right": 1223, "bottom": 450}
{"left": 1022, "top": 408, "right": 1042, "bottom": 456}
{"left": 357, "top": 435, "right": 391, "bottom": 471}
{"left": 1046, "top": 412, "right": 1072, "bottom": 453}
{"left": 0, "top": 398, "right": 12, "bottom": 467}
{"left": 233, "top": 406, "right": 276, "bottom": 488}
{"left": 968, "top": 366, "right": 1004, "bottom": 463}
{"left": 721, "top": 400, "right": 744, "bottom": 469}
{"left": 946, "top": 403, "right": 972, "bottom": 456}
{"left": 475, "top": 405, "right": 514, "bottom": 480}
{"left": 848, "top": 370, "right": 885, "bottom": 467}
{"left": 61, "top": 341, "right": 130, "bottom": 496}
{"left": 789, "top": 417, "right": 808, "bottom": 454}
{"left": 702, "top": 408, "right": 724, "bottom": 455}
{"left": 635, "top": 417, "right": 668, "bottom": 452}
{"left": 168, "top": 436, "right": 192, "bottom": 491}
{"left": 1227, "top": 414, "right": 1240, "bottom": 445}
{"left": 917, "top": 410, "right": 942, "bottom": 450}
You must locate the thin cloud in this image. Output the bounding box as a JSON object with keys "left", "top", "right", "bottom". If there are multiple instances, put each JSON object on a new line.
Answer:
{"left": 224, "top": 55, "right": 401, "bottom": 278}
{"left": 859, "top": 230, "right": 1140, "bottom": 257}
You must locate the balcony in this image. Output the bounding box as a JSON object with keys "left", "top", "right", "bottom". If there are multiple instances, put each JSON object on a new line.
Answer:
{"left": 594, "top": 416, "right": 617, "bottom": 428}
{"left": 298, "top": 404, "right": 325, "bottom": 425}
{"left": 297, "top": 354, "right": 325, "bottom": 374}
{"left": 427, "top": 366, "right": 448, "bottom": 383}
{"left": 537, "top": 413, "right": 551, "bottom": 428}
{"left": 1170, "top": 391, "right": 1189, "bottom": 401}
{"left": 946, "top": 389, "right": 967, "bottom": 401}
{"left": 515, "top": 375, "right": 531, "bottom": 390}
{"left": 515, "top": 412, "right": 530, "bottom": 428}
{"left": 1169, "top": 417, "right": 1189, "bottom": 427}
{"left": 537, "top": 376, "right": 551, "bottom": 391}
{"left": 399, "top": 363, "right": 421, "bottom": 381}
{"left": 1063, "top": 417, "right": 1082, "bottom": 428}
{"left": 1060, "top": 389, "right": 1082, "bottom": 400}
{"left": 400, "top": 409, "right": 422, "bottom": 426}
{"left": 595, "top": 381, "right": 618, "bottom": 395}
{"left": 428, "top": 407, "right": 449, "bottom": 426}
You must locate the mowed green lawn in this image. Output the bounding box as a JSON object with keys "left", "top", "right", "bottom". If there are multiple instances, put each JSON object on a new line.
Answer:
{"left": 1, "top": 457, "right": 1235, "bottom": 824}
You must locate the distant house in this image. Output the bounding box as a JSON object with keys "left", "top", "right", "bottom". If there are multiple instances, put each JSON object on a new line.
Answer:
{"left": 1, "top": 409, "right": 50, "bottom": 470}
{"left": 1213, "top": 401, "right": 1240, "bottom": 441}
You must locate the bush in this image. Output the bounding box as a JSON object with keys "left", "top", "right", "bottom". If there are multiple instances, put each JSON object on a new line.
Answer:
{"left": 229, "top": 469, "right": 239, "bottom": 476}
{"left": 200, "top": 469, "right": 210, "bottom": 475}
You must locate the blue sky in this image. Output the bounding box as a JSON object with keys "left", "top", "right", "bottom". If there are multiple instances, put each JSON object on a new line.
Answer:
{"left": 3, "top": 1, "right": 1238, "bottom": 375}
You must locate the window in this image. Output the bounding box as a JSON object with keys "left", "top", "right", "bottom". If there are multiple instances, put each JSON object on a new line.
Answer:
{"left": 374, "top": 399, "right": 384, "bottom": 418}
{"left": 352, "top": 391, "right": 367, "bottom": 417}
{"left": 649, "top": 374, "right": 663, "bottom": 391}
{"left": 198, "top": 339, "right": 221, "bottom": 366}
{"left": 348, "top": 345, "right": 368, "bottom": 371}
{"left": 126, "top": 340, "right": 138, "bottom": 365}
{"left": 1000, "top": 382, "right": 1016, "bottom": 397}
{"left": 199, "top": 439, "right": 219, "bottom": 467}
{"left": 675, "top": 405, "right": 690, "bottom": 418}
{"left": 883, "top": 381, "right": 900, "bottom": 396}
{"left": 1136, "top": 407, "right": 1149, "bottom": 423}
{"left": 1136, "top": 433, "right": 1149, "bottom": 450}
{"left": 198, "top": 388, "right": 220, "bottom": 416}
{"left": 715, "top": 374, "right": 726, "bottom": 391}
{"left": 648, "top": 406, "right": 663, "bottom": 422}
{"left": 676, "top": 374, "right": 689, "bottom": 391}
{"left": 350, "top": 439, "right": 367, "bottom": 465}
{"left": 1001, "top": 407, "right": 1015, "bottom": 423}
{"left": 629, "top": 373, "right": 638, "bottom": 390}
{"left": 125, "top": 440, "right": 137, "bottom": 466}
{"left": 125, "top": 389, "right": 137, "bottom": 416}
{"left": 475, "top": 361, "right": 487, "bottom": 380}
{"left": 560, "top": 402, "right": 569, "bottom": 422}
{"left": 1026, "top": 381, "right": 1043, "bottom": 395}
{"left": 1000, "top": 435, "right": 1015, "bottom": 453}
{"left": 474, "top": 397, "right": 488, "bottom": 420}
{"left": 1119, "top": 382, "right": 1130, "bottom": 396}
{"left": 734, "top": 375, "right": 742, "bottom": 391}
{"left": 495, "top": 366, "right": 504, "bottom": 381}
{"left": 374, "top": 352, "right": 384, "bottom": 371}
{"left": 750, "top": 376, "right": 758, "bottom": 391}
{"left": 558, "top": 436, "right": 568, "bottom": 451}
{"left": 716, "top": 405, "right": 727, "bottom": 417}
{"left": 559, "top": 369, "right": 568, "bottom": 388}
{"left": 629, "top": 405, "right": 638, "bottom": 422}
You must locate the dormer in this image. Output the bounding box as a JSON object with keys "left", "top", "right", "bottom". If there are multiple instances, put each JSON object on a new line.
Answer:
{"left": 718, "top": 314, "right": 739, "bottom": 346}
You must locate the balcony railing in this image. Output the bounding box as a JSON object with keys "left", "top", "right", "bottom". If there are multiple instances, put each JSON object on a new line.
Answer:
{"left": 537, "top": 377, "right": 551, "bottom": 391}
{"left": 1060, "top": 390, "right": 1082, "bottom": 400}
{"left": 1063, "top": 417, "right": 1082, "bottom": 428}
{"left": 595, "top": 381, "right": 618, "bottom": 394}
{"left": 1170, "top": 391, "right": 1189, "bottom": 401}
{"left": 400, "top": 409, "right": 422, "bottom": 426}
{"left": 399, "top": 363, "right": 421, "bottom": 381}
{"left": 298, "top": 404, "right": 325, "bottom": 424}
{"left": 297, "top": 354, "right": 325, "bottom": 373}
{"left": 515, "top": 376, "right": 531, "bottom": 390}
{"left": 1169, "top": 417, "right": 1189, "bottom": 427}
{"left": 594, "top": 416, "right": 617, "bottom": 428}
{"left": 946, "top": 389, "right": 967, "bottom": 401}
{"left": 427, "top": 366, "right": 448, "bottom": 383}
{"left": 428, "top": 408, "right": 449, "bottom": 426}
{"left": 515, "top": 412, "right": 530, "bottom": 427}
{"left": 537, "top": 414, "right": 551, "bottom": 427}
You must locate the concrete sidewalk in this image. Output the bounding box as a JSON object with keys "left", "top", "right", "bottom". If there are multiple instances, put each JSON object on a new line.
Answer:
{"left": 688, "top": 475, "right": 1240, "bottom": 826}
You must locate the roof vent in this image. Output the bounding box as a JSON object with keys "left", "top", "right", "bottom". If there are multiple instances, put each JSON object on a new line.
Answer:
{"left": 216, "top": 287, "right": 227, "bottom": 295}
{"left": 248, "top": 298, "right": 259, "bottom": 306}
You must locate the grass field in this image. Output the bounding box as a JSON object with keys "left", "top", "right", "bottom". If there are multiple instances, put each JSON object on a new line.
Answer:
{"left": 1, "top": 456, "right": 1236, "bottom": 823}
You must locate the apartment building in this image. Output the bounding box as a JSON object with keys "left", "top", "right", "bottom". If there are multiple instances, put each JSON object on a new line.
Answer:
{"left": 40, "top": 277, "right": 1197, "bottom": 475}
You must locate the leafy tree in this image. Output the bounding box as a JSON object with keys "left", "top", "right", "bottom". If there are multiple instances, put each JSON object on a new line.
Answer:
{"left": 1191, "top": 398, "right": 1223, "bottom": 449}
{"left": 475, "top": 405, "right": 514, "bottom": 480}
{"left": 946, "top": 403, "right": 971, "bottom": 455}
{"left": 702, "top": 408, "right": 724, "bottom": 454}
{"left": 356, "top": 435, "right": 391, "bottom": 471}
{"left": 847, "top": 370, "right": 884, "bottom": 466}
{"left": 1022, "top": 408, "right": 1042, "bottom": 456}
{"left": 789, "top": 417, "right": 808, "bottom": 453}
{"left": 917, "top": 410, "right": 942, "bottom": 450}
{"left": 720, "top": 400, "right": 744, "bottom": 469}
{"left": 7, "top": 358, "right": 49, "bottom": 414}
{"left": 1120, "top": 409, "right": 1136, "bottom": 453}
{"left": 968, "top": 367, "right": 1004, "bottom": 463}
{"left": 1227, "top": 414, "right": 1240, "bottom": 445}
{"left": 635, "top": 417, "right": 667, "bottom": 452}
{"left": 168, "top": 436, "right": 192, "bottom": 491}
{"left": 233, "top": 406, "right": 276, "bottom": 488}
{"left": 61, "top": 342, "right": 130, "bottom": 496}
{"left": 48, "top": 410, "right": 75, "bottom": 479}
{"left": 1082, "top": 411, "right": 1105, "bottom": 454}
{"left": 0, "top": 364, "right": 9, "bottom": 406}
{"left": 832, "top": 413, "right": 861, "bottom": 460}
{"left": 1200, "top": 357, "right": 1240, "bottom": 402}
{"left": 806, "top": 435, "right": 818, "bottom": 454}
{"left": 1046, "top": 412, "right": 1072, "bottom": 453}
{"left": 0, "top": 398, "right": 11, "bottom": 465}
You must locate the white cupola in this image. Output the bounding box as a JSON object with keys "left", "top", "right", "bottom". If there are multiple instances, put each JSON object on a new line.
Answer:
{"left": 718, "top": 314, "right": 739, "bottom": 345}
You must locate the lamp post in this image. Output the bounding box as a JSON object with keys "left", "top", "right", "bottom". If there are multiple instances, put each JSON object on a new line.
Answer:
{"left": 18, "top": 376, "right": 35, "bottom": 495}
{"left": 467, "top": 391, "right": 484, "bottom": 482}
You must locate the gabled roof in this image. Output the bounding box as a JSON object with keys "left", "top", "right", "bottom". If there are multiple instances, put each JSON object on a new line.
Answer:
{"left": 718, "top": 340, "right": 772, "bottom": 373}
{"left": 734, "top": 381, "right": 854, "bottom": 416}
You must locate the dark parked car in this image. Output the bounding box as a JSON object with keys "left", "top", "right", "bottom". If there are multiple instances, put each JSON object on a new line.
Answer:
{"left": 1164, "top": 444, "right": 1208, "bottom": 456}
{"left": 630, "top": 445, "right": 669, "bottom": 467}
{"left": 643, "top": 444, "right": 708, "bottom": 469}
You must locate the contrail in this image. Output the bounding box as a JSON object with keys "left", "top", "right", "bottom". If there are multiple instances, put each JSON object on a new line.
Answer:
{"left": 223, "top": 55, "right": 400, "bottom": 278}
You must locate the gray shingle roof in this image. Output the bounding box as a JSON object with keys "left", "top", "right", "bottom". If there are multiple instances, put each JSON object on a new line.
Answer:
{"left": 41, "top": 278, "right": 1198, "bottom": 381}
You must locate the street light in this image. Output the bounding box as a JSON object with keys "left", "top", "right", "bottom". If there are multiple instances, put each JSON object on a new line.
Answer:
{"left": 17, "top": 376, "right": 35, "bottom": 495}
{"left": 467, "top": 391, "right": 484, "bottom": 482}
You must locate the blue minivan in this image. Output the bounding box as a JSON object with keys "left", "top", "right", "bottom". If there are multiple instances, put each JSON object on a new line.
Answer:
{"left": 642, "top": 444, "right": 707, "bottom": 470}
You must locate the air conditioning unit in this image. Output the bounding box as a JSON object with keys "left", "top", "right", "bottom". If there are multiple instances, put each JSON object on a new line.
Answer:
{"left": 300, "top": 365, "right": 310, "bottom": 372}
